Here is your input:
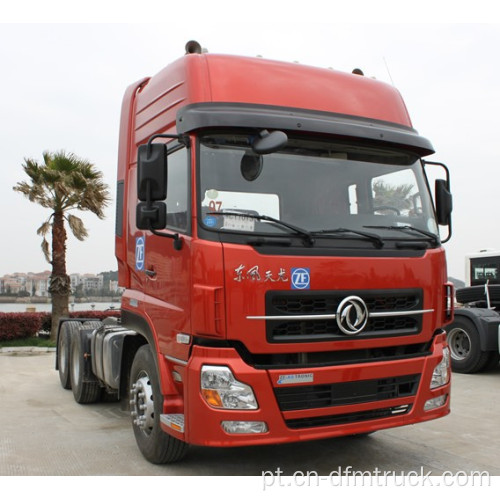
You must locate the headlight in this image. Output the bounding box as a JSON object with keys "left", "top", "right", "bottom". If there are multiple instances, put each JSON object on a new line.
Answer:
{"left": 201, "top": 366, "right": 258, "bottom": 410}
{"left": 430, "top": 347, "right": 450, "bottom": 389}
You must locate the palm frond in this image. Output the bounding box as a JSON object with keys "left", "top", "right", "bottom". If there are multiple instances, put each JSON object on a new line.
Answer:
{"left": 41, "top": 237, "right": 51, "bottom": 263}
{"left": 37, "top": 220, "right": 52, "bottom": 237}
{"left": 67, "top": 214, "right": 88, "bottom": 241}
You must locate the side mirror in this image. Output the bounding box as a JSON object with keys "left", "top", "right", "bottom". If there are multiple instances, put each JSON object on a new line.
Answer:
{"left": 136, "top": 201, "right": 166, "bottom": 230}
{"left": 423, "top": 160, "right": 452, "bottom": 243}
{"left": 435, "top": 179, "right": 453, "bottom": 226}
{"left": 137, "top": 143, "right": 167, "bottom": 201}
{"left": 136, "top": 143, "right": 167, "bottom": 230}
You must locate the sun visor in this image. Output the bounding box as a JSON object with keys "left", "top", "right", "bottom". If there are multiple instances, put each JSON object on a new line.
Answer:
{"left": 177, "top": 102, "right": 435, "bottom": 157}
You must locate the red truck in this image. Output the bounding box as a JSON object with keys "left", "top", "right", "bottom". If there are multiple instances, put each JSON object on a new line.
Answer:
{"left": 57, "top": 41, "right": 454, "bottom": 464}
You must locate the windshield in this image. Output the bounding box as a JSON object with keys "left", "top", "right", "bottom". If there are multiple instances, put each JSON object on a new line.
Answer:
{"left": 198, "top": 133, "right": 439, "bottom": 246}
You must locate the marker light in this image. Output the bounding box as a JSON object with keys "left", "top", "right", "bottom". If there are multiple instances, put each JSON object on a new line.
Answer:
{"left": 424, "top": 395, "right": 447, "bottom": 411}
{"left": 430, "top": 347, "right": 450, "bottom": 389}
{"left": 221, "top": 421, "right": 268, "bottom": 434}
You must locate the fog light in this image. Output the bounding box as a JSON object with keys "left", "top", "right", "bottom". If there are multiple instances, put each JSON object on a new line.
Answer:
{"left": 430, "top": 347, "right": 450, "bottom": 389}
{"left": 201, "top": 366, "right": 258, "bottom": 410}
{"left": 221, "top": 421, "right": 268, "bottom": 434}
{"left": 424, "top": 394, "right": 447, "bottom": 411}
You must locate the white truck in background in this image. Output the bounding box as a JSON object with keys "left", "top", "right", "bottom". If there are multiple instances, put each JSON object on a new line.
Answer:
{"left": 446, "top": 249, "right": 500, "bottom": 373}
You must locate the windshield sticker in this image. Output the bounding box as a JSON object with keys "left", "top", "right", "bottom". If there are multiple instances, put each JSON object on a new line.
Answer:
{"left": 277, "top": 373, "right": 314, "bottom": 385}
{"left": 223, "top": 214, "right": 255, "bottom": 232}
{"left": 203, "top": 216, "right": 217, "bottom": 227}
{"left": 291, "top": 268, "right": 310, "bottom": 290}
{"left": 135, "top": 236, "right": 145, "bottom": 271}
{"left": 206, "top": 189, "right": 219, "bottom": 200}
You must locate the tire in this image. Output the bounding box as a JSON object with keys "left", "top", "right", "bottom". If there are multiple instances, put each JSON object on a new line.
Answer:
{"left": 82, "top": 320, "right": 102, "bottom": 331}
{"left": 481, "top": 351, "right": 500, "bottom": 372}
{"left": 446, "top": 317, "right": 490, "bottom": 373}
{"left": 70, "top": 329, "right": 101, "bottom": 404}
{"left": 57, "top": 321, "right": 82, "bottom": 390}
{"left": 129, "top": 344, "right": 188, "bottom": 464}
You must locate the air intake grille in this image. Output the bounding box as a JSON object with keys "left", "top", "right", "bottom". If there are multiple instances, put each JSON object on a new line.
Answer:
{"left": 274, "top": 374, "right": 420, "bottom": 411}
{"left": 285, "top": 404, "right": 412, "bottom": 429}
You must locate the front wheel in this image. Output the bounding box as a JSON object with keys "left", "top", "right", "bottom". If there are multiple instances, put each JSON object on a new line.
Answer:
{"left": 446, "top": 317, "right": 490, "bottom": 373}
{"left": 129, "top": 345, "right": 188, "bottom": 464}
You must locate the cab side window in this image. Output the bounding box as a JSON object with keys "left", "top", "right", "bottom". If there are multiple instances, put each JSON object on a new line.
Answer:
{"left": 166, "top": 147, "right": 189, "bottom": 232}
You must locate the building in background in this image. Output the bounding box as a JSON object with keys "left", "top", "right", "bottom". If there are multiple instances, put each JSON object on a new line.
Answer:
{"left": 0, "top": 271, "right": 122, "bottom": 297}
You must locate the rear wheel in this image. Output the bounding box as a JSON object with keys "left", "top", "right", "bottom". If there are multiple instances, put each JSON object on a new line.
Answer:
{"left": 129, "top": 344, "right": 188, "bottom": 464}
{"left": 70, "top": 329, "right": 101, "bottom": 404}
{"left": 446, "top": 317, "right": 490, "bottom": 373}
{"left": 57, "top": 321, "right": 81, "bottom": 390}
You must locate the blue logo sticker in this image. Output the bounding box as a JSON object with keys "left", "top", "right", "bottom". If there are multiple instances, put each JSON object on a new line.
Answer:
{"left": 291, "top": 268, "right": 310, "bottom": 290}
{"left": 135, "top": 236, "right": 145, "bottom": 271}
{"left": 203, "top": 216, "right": 217, "bottom": 227}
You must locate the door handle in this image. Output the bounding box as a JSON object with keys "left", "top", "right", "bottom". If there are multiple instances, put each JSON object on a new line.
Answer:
{"left": 145, "top": 268, "right": 157, "bottom": 278}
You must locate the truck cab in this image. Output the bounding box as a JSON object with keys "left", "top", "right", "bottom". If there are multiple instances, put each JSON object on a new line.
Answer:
{"left": 58, "top": 43, "right": 454, "bottom": 464}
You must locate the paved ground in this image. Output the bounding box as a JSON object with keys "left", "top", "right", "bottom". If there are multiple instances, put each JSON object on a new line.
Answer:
{"left": 1, "top": 350, "right": 499, "bottom": 477}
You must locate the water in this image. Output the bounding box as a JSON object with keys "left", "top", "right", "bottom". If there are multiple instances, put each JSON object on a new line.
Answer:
{"left": 0, "top": 302, "right": 121, "bottom": 313}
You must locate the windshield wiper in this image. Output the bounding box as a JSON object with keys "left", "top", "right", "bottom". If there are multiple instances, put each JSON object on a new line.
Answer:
{"left": 311, "top": 228, "right": 384, "bottom": 248}
{"left": 363, "top": 225, "right": 440, "bottom": 246}
{"left": 207, "top": 211, "right": 315, "bottom": 246}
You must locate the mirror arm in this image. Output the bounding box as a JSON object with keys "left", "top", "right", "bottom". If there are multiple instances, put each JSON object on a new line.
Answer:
{"left": 147, "top": 223, "right": 183, "bottom": 251}
{"left": 423, "top": 160, "right": 450, "bottom": 187}
{"left": 147, "top": 133, "right": 190, "bottom": 153}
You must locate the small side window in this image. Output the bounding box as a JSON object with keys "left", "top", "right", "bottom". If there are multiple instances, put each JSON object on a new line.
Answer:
{"left": 166, "top": 148, "right": 189, "bottom": 232}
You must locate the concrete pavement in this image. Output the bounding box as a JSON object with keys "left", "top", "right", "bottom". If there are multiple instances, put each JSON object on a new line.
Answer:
{"left": 0, "top": 351, "right": 499, "bottom": 476}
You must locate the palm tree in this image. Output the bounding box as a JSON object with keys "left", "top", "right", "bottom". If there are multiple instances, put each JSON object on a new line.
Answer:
{"left": 372, "top": 180, "right": 415, "bottom": 214}
{"left": 13, "top": 151, "right": 110, "bottom": 340}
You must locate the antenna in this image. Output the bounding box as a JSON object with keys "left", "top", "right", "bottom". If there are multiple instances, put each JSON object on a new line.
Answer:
{"left": 383, "top": 57, "right": 395, "bottom": 86}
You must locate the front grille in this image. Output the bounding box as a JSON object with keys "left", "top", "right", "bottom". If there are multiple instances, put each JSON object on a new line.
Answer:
{"left": 266, "top": 289, "right": 423, "bottom": 343}
{"left": 273, "top": 294, "right": 418, "bottom": 314}
{"left": 274, "top": 374, "right": 420, "bottom": 411}
{"left": 285, "top": 404, "right": 412, "bottom": 429}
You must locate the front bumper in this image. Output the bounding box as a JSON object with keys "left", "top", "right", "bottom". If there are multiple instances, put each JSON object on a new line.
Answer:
{"left": 162, "top": 333, "right": 450, "bottom": 447}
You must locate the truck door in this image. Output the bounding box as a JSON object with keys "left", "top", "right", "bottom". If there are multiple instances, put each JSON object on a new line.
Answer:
{"left": 142, "top": 146, "right": 192, "bottom": 360}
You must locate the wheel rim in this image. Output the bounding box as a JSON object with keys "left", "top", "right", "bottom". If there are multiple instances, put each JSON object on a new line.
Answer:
{"left": 130, "top": 372, "right": 155, "bottom": 435}
{"left": 71, "top": 342, "right": 80, "bottom": 383}
{"left": 59, "top": 334, "right": 67, "bottom": 370}
{"left": 448, "top": 327, "right": 471, "bottom": 361}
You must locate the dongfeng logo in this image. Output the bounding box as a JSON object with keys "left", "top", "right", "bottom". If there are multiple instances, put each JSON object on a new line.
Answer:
{"left": 291, "top": 268, "right": 310, "bottom": 290}
{"left": 336, "top": 296, "right": 368, "bottom": 335}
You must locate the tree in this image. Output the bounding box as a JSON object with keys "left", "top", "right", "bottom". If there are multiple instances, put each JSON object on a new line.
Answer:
{"left": 13, "top": 151, "right": 110, "bottom": 340}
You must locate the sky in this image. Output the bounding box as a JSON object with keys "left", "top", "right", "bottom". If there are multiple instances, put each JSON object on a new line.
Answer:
{"left": 1, "top": 1, "right": 500, "bottom": 281}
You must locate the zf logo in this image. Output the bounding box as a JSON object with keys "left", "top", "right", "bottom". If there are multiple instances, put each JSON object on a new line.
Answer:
{"left": 291, "top": 268, "right": 310, "bottom": 290}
